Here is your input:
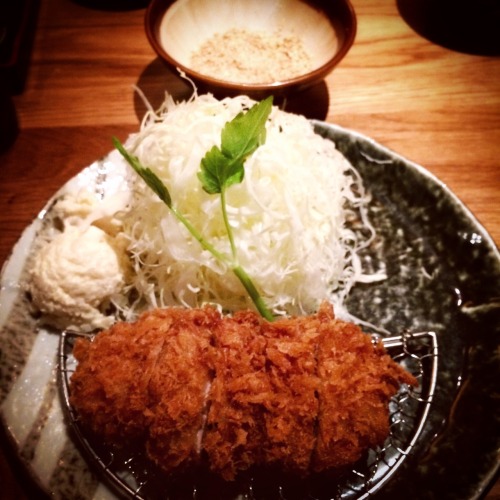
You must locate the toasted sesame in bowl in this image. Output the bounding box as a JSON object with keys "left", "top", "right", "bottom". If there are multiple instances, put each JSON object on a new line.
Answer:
{"left": 145, "top": 0, "right": 357, "bottom": 98}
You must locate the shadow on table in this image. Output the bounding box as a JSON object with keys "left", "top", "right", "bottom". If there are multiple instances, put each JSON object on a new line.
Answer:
{"left": 134, "top": 58, "right": 330, "bottom": 122}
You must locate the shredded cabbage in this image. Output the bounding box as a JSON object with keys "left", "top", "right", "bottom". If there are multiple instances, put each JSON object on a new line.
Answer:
{"left": 118, "top": 94, "right": 381, "bottom": 319}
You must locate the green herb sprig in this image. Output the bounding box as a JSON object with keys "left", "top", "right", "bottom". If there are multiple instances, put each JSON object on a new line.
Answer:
{"left": 113, "top": 96, "right": 274, "bottom": 321}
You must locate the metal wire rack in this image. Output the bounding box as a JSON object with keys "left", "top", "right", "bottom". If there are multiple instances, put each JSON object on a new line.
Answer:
{"left": 58, "top": 329, "right": 438, "bottom": 500}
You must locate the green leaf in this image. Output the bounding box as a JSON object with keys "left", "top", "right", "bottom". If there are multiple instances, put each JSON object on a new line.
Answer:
{"left": 198, "top": 96, "right": 273, "bottom": 195}
{"left": 221, "top": 95, "right": 273, "bottom": 159}
{"left": 136, "top": 168, "right": 172, "bottom": 207}
{"left": 198, "top": 146, "right": 244, "bottom": 194}
{"left": 113, "top": 137, "right": 172, "bottom": 207}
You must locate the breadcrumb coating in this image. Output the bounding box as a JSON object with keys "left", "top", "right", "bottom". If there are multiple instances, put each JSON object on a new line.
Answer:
{"left": 312, "top": 303, "right": 416, "bottom": 471}
{"left": 69, "top": 302, "right": 416, "bottom": 481}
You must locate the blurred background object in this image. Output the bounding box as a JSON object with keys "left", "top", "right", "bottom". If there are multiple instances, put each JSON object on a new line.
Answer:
{"left": 0, "top": 0, "right": 40, "bottom": 94}
{"left": 0, "top": 0, "right": 39, "bottom": 151}
{"left": 397, "top": 0, "right": 500, "bottom": 56}
{"left": 0, "top": 83, "right": 18, "bottom": 152}
{"left": 70, "top": 0, "right": 150, "bottom": 11}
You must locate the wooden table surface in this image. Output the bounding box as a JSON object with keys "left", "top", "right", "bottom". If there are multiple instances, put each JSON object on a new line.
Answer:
{"left": 0, "top": 0, "right": 498, "bottom": 498}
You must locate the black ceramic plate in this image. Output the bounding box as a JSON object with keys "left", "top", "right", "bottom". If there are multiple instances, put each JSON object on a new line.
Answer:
{"left": 0, "top": 122, "right": 498, "bottom": 499}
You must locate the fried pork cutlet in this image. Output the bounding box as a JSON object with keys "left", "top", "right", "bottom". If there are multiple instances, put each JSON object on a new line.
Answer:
{"left": 259, "top": 312, "right": 321, "bottom": 474}
{"left": 203, "top": 309, "right": 321, "bottom": 480}
{"left": 142, "top": 307, "right": 217, "bottom": 472}
{"left": 70, "top": 306, "right": 219, "bottom": 471}
{"left": 312, "top": 303, "right": 416, "bottom": 472}
{"left": 70, "top": 317, "right": 164, "bottom": 441}
{"left": 202, "top": 310, "right": 269, "bottom": 480}
{"left": 69, "top": 302, "right": 416, "bottom": 481}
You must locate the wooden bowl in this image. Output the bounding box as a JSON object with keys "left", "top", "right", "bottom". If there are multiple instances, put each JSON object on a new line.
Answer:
{"left": 145, "top": 0, "right": 357, "bottom": 99}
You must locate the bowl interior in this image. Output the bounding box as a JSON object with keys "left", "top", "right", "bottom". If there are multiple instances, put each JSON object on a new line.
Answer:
{"left": 153, "top": 0, "right": 349, "bottom": 85}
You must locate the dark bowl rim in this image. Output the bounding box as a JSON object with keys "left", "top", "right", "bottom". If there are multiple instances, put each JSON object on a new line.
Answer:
{"left": 144, "top": 0, "right": 357, "bottom": 94}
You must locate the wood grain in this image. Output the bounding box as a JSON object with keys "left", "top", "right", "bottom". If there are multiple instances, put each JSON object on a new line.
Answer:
{"left": 0, "top": 0, "right": 498, "bottom": 498}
